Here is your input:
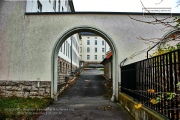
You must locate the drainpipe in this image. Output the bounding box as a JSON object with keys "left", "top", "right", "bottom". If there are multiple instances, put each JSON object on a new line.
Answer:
{"left": 71, "top": 36, "right": 73, "bottom": 74}
{"left": 105, "top": 41, "right": 106, "bottom": 56}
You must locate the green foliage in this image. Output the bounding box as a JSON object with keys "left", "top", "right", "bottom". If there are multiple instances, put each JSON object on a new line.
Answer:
{"left": 0, "top": 97, "right": 53, "bottom": 119}
{"left": 176, "top": 82, "right": 180, "bottom": 90}
{"left": 151, "top": 44, "right": 179, "bottom": 57}
{"left": 166, "top": 92, "right": 176, "bottom": 100}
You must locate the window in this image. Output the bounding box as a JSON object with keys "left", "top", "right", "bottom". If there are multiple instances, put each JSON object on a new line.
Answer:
{"left": 102, "top": 55, "right": 105, "bottom": 60}
{"left": 80, "top": 55, "right": 82, "bottom": 60}
{"left": 53, "top": 0, "right": 56, "bottom": 11}
{"left": 58, "top": 0, "right": 61, "bottom": 12}
{"left": 102, "top": 48, "right": 105, "bottom": 52}
{"left": 65, "top": 0, "right": 68, "bottom": 6}
{"left": 95, "top": 47, "right": 97, "bottom": 52}
{"left": 37, "top": 0, "right": 42, "bottom": 12}
{"left": 95, "top": 55, "right": 97, "bottom": 60}
{"left": 68, "top": 44, "right": 69, "bottom": 57}
{"left": 87, "top": 47, "right": 90, "bottom": 52}
{"left": 95, "top": 37, "right": 97, "bottom": 39}
{"left": 87, "top": 55, "right": 90, "bottom": 60}
{"left": 95, "top": 40, "right": 97, "bottom": 45}
{"left": 102, "top": 40, "right": 104, "bottom": 45}
{"left": 60, "top": 47, "right": 62, "bottom": 52}
{"left": 80, "top": 40, "right": 82, "bottom": 45}
{"left": 80, "top": 47, "right": 82, "bottom": 52}
{"left": 87, "top": 40, "right": 90, "bottom": 45}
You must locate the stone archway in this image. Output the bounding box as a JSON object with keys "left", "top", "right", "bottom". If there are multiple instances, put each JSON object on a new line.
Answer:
{"left": 51, "top": 26, "right": 119, "bottom": 100}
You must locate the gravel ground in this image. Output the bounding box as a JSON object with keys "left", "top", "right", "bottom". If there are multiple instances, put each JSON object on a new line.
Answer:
{"left": 38, "top": 69, "right": 134, "bottom": 120}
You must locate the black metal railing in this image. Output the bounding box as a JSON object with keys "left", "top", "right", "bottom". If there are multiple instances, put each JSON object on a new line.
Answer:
{"left": 121, "top": 49, "right": 180, "bottom": 120}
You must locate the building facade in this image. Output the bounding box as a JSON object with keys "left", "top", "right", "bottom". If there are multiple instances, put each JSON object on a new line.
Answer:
{"left": 26, "top": 0, "right": 75, "bottom": 12}
{"left": 58, "top": 34, "right": 80, "bottom": 85}
{"left": 80, "top": 32, "right": 110, "bottom": 63}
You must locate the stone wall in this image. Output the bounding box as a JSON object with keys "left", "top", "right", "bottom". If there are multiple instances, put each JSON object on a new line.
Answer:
{"left": 0, "top": 81, "right": 51, "bottom": 98}
{"left": 58, "top": 56, "right": 78, "bottom": 85}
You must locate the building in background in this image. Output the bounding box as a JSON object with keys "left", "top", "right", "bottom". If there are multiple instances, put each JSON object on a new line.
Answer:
{"left": 58, "top": 34, "right": 80, "bottom": 85}
{"left": 79, "top": 32, "right": 110, "bottom": 65}
{"left": 101, "top": 51, "right": 112, "bottom": 80}
{"left": 26, "top": 0, "right": 75, "bottom": 12}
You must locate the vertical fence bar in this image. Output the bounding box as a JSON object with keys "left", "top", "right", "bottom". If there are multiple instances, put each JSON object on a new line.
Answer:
{"left": 177, "top": 50, "right": 180, "bottom": 120}
{"left": 155, "top": 56, "right": 158, "bottom": 111}
{"left": 147, "top": 59, "right": 150, "bottom": 108}
{"left": 150, "top": 58, "right": 154, "bottom": 109}
{"left": 136, "top": 63, "right": 139, "bottom": 100}
{"left": 142, "top": 60, "right": 145, "bottom": 104}
{"left": 162, "top": 55, "right": 166, "bottom": 116}
{"left": 173, "top": 51, "right": 178, "bottom": 120}
{"left": 159, "top": 55, "right": 163, "bottom": 114}
{"left": 152, "top": 58, "right": 156, "bottom": 110}
{"left": 169, "top": 52, "right": 174, "bottom": 120}
{"left": 144, "top": 60, "right": 146, "bottom": 104}
{"left": 157, "top": 56, "right": 160, "bottom": 112}
{"left": 139, "top": 62, "right": 141, "bottom": 101}
{"left": 166, "top": 53, "right": 170, "bottom": 118}
{"left": 149, "top": 58, "right": 153, "bottom": 109}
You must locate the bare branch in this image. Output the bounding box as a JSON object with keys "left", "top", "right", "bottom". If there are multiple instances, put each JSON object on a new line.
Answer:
{"left": 154, "top": 0, "right": 164, "bottom": 5}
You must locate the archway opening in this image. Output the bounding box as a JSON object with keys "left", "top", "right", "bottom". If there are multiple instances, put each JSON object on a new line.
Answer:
{"left": 52, "top": 26, "right": 119, "bottom": 100}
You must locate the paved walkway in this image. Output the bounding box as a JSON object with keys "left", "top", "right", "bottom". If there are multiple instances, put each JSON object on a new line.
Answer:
{"left": 38, "top": 69, "right": 133, "bottom": 120}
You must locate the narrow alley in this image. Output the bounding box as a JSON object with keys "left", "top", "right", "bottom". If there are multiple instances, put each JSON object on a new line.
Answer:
{"left": 38, "top": 69, "right": 133, "bottom": 120}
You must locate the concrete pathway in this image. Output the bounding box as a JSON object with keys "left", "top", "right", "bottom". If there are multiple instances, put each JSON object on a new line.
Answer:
{"left": 38, "top": 69, "right": 133, "bottom": 120}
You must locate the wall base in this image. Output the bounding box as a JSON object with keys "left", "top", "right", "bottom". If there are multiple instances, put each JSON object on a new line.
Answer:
{"left": 119, "top": 93, "right": 168, "bottom": 120}
{"left": 0, "top": 81, "right": 51, "bottom": 98}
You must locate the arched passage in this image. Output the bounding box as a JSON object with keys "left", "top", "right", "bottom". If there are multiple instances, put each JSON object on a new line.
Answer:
{"left": 51, "top": 26, "right": 119, "bottom": 100}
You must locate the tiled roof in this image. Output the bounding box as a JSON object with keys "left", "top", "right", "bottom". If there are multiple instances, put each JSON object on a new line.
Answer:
{"left": 106, "top": 51, "right": 112, "bottom": 59}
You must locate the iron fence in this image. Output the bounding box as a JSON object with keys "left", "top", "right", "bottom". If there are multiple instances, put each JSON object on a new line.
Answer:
{"left": 121, "top": 49, "right": 180, "bottom": 120}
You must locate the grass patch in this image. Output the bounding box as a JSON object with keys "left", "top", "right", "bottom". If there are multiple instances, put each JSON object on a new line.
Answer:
{"left": 0, "top": 97, "right": 53, "bottom": 119}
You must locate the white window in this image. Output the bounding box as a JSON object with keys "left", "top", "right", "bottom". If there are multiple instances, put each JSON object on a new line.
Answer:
{"left": 87, "top": 47, "right": 90, "bottom": 52}
{"left": 102, "top": 40, "right": 105, "bottom": 45}
{"left": 95, "top": 40, "right": 97, "bottom": 45}
{"left": 53, "top": 0, "right": 56, "bottom": 11}
{"left": 95, "top": 55, "right": 97, "bottom": 60}
{"left": 37, "top": 0, "right": 42, "bottom": 12}
{"left": 102, "top": 55, "right": 105, "bottom": 60}
{"left": 80, "top": 47, "right": 82, "bottom": 52}
{"left": 80, "top": 55, "right": 82, "bottom": 60}
{"left": 95, "top": 47, "right": 97, "bottom": 52}
{"left": 102, "top": 48, "right": 105, "bottom": 52}
{"left": 87, "top": 40, "right": 90, "bottom": 45}
{"left": 58, "top": 0, "right": 61, "bottom": 12}
{"left": 87, "top": 55, "right": 90, "bottom": 60}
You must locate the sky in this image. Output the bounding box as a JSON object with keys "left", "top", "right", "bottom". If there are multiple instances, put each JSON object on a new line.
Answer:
{"left": 73, "top": 0, "right": 180, "bottom": 13}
